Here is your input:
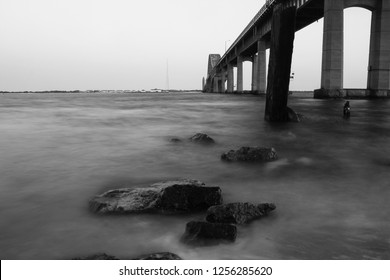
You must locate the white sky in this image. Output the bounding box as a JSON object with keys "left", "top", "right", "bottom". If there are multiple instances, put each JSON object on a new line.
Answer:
{"left": 0, "top": 0, "right": 371, "bottom": 91}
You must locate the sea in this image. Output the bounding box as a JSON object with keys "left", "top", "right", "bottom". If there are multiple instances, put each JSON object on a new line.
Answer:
{"left": 0, "top": 91, "right": 389, "bottom": 260}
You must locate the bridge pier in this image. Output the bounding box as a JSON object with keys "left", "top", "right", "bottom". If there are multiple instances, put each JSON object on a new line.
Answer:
{"left": 320, "top": 0, "right": 344, "bottom": 94}
{"left": 251, "top": 55, "right": 258, "bottom": 91}
{"left": 368, "top": 0, "right": 390, "bottom": 91}
{"left": 227, "top": 64, "right": 234, "bottom": 93}
{"left": 237, "top": 56, "right": 244, "bottom": 93}
{"left": 256, "top": 40, "right": 267, "bottom": 94}
{"left": 213, "top": 77, "right": 219, "bottom": 93}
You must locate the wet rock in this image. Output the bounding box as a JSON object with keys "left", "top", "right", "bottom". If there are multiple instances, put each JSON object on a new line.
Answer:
{"left": 182, "top": 221, "right": 237, "bottom": 245}
{"left": 287, "top": 107, "right": 303, "bottom": 122}
{"left": 89, "top": 179, "right": 222, "bottom": 214}
{"left": 206, "top": 202, "right": 276, "bottom": 225}
{"left": 189, "top": 133, "right": 215, "bottom": 144}
{"left": 134, "top": 252, "right": 182, "bottom": 260}
{"left": 73, "top": 253, "right": 119, "bottom": 260}
{"left": 221, "top": 147, "right": 278, "bottom": 162}
{"left": 169, "top": 137, "right": 182, "bottom": 143}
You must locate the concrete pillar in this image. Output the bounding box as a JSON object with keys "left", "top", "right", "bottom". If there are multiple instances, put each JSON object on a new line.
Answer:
{"left": 213, "top": 77, "right": 219, "bottom": 93}
{"left": 237, "top": 56, "right": 244, "bottom": 93}
{"left": 257, "top": 40, "right": 267, "bottom": 94}
{"left": 321, "top": 0, "right": 344, "bottom": 90}
{"left": 227, "top": 64, "right": 234, "bottom": 93}
{"left": 220, "top": 72, "right": 226, "bottom": 93}
{"left": 367, "top": 0, "right": 390, "bottom": 90}
{"left": 251, "top": 54, "right": 258, "bottom": 91}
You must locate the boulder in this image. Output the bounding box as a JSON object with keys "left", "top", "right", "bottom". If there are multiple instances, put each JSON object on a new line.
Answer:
{"left": 134, "top": 252, "right": 182, "bottom": 260}
{"left": 189, "top": 133, "right": 215, "bottom": 144}
{"left": 206, "top": 202, "right": 276, "bottom": 225}
{"left": 169, "top": 137, "right": 182, "bottom": 143}
{"left": 89, "top": 179, "right": 222, "bottom": 214}
{"left": 287, "top": 107, "right": 303, "bottom": 122}
{"left": 221, "top": 147, "right": 278, "bottom": 162}
{"left": 182, "top": 221, "right": 237, "bottom": 245}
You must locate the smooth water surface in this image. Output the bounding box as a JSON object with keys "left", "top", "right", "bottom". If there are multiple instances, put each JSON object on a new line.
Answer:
{"left": 0, "top": 92, "right": 389, "bottom": 259}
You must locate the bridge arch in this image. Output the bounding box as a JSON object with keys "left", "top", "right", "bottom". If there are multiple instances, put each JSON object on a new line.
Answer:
{"left": 344, "top": 0, "right": 376, "bottom": 10}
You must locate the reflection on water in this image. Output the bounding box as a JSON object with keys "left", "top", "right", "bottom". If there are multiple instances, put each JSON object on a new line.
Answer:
{"left": 0, "top": 92, "right": 389, "bottom": 259}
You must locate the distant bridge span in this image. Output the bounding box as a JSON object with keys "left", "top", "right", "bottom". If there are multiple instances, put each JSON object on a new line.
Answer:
{"left": 203, "top": 0, "right": 390, "bottom": 98}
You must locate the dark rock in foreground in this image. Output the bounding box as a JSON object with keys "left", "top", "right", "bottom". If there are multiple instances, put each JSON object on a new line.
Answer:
{"left": 73, "top": 253, "right": 119, "bottom": 260}
{"left": 89, "top": 179, "right": 222, "bottom": 214}
{"left": 221, "top": 147, "right": 278, "bottom": 162}
{"left": 206, "top": 202, "right": 276, "bottom": 225}
{"left": 189, "top": 133, "right": 215, "bottom": 144}
{"left": 182, "top": 221, "right": 237, "bottom": 245}
{"left": 134, "top": 252, "right": 182, "bottom": 260}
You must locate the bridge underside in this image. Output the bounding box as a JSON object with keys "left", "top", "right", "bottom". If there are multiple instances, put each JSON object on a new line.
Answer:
{"left": 204, "top": 0, "right": 390, "bottom": 99}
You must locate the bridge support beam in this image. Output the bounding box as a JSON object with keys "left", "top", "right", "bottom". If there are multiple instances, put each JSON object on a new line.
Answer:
{"left": 220, "top": 72, "right": 226, "bottom": 93}
{"left": 251, "top": 55, "right": 258, "bottom": 92}
{"left": 368, "top": 0, "right": 390, "bottom": 92}
{"left": 265, "top": 4, "right": 296, "bottom": 122}
{"left": 213, "top": 77, "right": 219, "bottom": 93}
{"left": 256, "top": 40, "right": 267, "bottom": 94}
{"left": 227, "top": 64, "right": 234, "bottom": 93}
{"left": 237, "top": 56, "right": 244, "bottom": 93}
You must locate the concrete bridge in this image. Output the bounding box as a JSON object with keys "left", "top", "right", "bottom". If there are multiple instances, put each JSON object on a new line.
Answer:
{"left": 203, "top": 0, "right": 390, "bottom": 98}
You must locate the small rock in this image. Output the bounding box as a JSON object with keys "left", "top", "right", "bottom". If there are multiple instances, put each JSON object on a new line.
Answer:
{"left": 287, "top": 107, "right": 303, "bottom": 122}
{"left": 169, "top": 137, "right": 182, "bottom": 143}
{"left": 73, "top": 253, "right": 119, "bottom": 260}
{"left": 134, "top": 252, "right": 182, "bottom": 260}
{"left": 89, "top": 179, "right": 223, "bottom": 214}
{"left": 221, "top": 147, "right": 278, "bottom": 162}
{"left": 206, "top": 202, "right": 276, "bottom": 225}
{"left": 182, "top": 221, "right": 237, "bottom": 245}
{"left": 189, "top": 133, "right": 215, "bottom": 144}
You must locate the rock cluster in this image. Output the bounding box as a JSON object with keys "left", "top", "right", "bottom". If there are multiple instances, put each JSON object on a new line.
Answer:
{"left": 74, "top": 252, "right": 182, "bottom": 260}
{"left": 189, "top": 133, "right": 215, "bottom": 144}
{"left": 89, "top": 179, "right": 222, "bottom": 214}
{"left": 221, "top": 147, "right": 278, "bottom": 162}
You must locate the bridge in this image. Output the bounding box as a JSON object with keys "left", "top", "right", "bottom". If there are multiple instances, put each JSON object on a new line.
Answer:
{"left": 203, "top": 0, "right": 390, "bottom": 99}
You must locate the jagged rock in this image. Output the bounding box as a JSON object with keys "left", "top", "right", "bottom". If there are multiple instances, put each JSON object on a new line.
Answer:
{"left": 221, "top": 147, "right": 278, "bottom": 162}
{"left": 287, "top": 107, "right": 303, "bottom": 122}
{"left": 206, "top": 202, "right": 276, "bottom": 225}
{"left": 89, "top": 179, "right": 222, "bottom": 214}
{"left": 182, "top": 221, "right": 237, "bottom": 245}
{"left": 134, "top": 252, "right": 182, "bottom": 260}
{"left": 189, "top": 133, "right": 215, "bottom": 144}
{"left": 73, "top": 253, "right": 119, "bottom": 260}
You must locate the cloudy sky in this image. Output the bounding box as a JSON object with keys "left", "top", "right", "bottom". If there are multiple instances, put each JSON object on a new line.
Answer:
{"left": 0, "top": 0, "right": 371, "bottom": 91}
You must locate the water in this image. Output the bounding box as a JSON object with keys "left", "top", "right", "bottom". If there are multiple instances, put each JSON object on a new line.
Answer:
{"left": 0, "top": 91, "right": 389, "bottom": 260}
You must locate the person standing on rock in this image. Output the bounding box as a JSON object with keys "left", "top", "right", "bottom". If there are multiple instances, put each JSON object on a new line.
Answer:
{"left": 343, "top": 101, "right": 351, "bottom": 118}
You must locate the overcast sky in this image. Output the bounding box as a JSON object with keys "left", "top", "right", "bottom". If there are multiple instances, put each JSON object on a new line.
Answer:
{"left": 0, "top": 0, "right": 371, "bottom": 91}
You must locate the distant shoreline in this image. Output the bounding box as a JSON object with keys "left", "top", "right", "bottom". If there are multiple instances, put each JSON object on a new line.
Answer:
{"left": 0, "top": 89, "right": 202, "bottom": 94}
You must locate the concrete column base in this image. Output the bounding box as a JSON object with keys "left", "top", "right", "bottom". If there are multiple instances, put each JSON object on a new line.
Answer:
{"left": 314, "top": 88, "right": 390, "bottom": 99}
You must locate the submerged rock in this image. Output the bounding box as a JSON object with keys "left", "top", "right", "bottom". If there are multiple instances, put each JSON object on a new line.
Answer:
{"left": 89, "top": 179, "right": 222, "bottom": 214}
{"left": 287, "top": 107, "right": 303, "bottom": 122}
{"left": 134, "top": 252, "right": 182, "bottom": 260}
{"left": 206, "top": 202, "right": 276, "bottom": 225}
{"left": 221, "top": 147, "right": 278, "bottom": 162}
{"left": 73, "top": 253, "right": 119, "bottom": 260}
{"left": 169, "top": 137, "right": 182, "bottom": 143}
{"left": 182, "top": 221, "right": 237, "bottom": 245}
{"left": 189, "top": 133, "right": 215, "bottom": 144}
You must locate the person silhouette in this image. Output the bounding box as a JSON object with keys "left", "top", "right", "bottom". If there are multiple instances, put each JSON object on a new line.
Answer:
{"left": 343, "top": 101, "right": 351, "bottom": 118}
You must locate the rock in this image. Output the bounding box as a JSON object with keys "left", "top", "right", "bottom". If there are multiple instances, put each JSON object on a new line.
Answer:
{"left": 73, "top": 253, "right": 119, "bottom": 260}
{"left": 134, "top": 252, "right": 182, "bottom": 260}
{"left": 206, "top": 202, "right": 276, "bottom": 225}
{"left": 89, "top": 179, "right": 223, "bottom": 214}
{"left": 182, "top": 221, "right": 237, "bottom": 245}
{"left": 221, "top": 147, "right": 278, "bottom": 162}
{"left": 189, "top": 133, "right": 215, "bottom": 144}
{"left": 169, "top": 137, "right": 182, "bottom": 143}
{"left": 287, "top": 107, "right": 303, "bottom": 122}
